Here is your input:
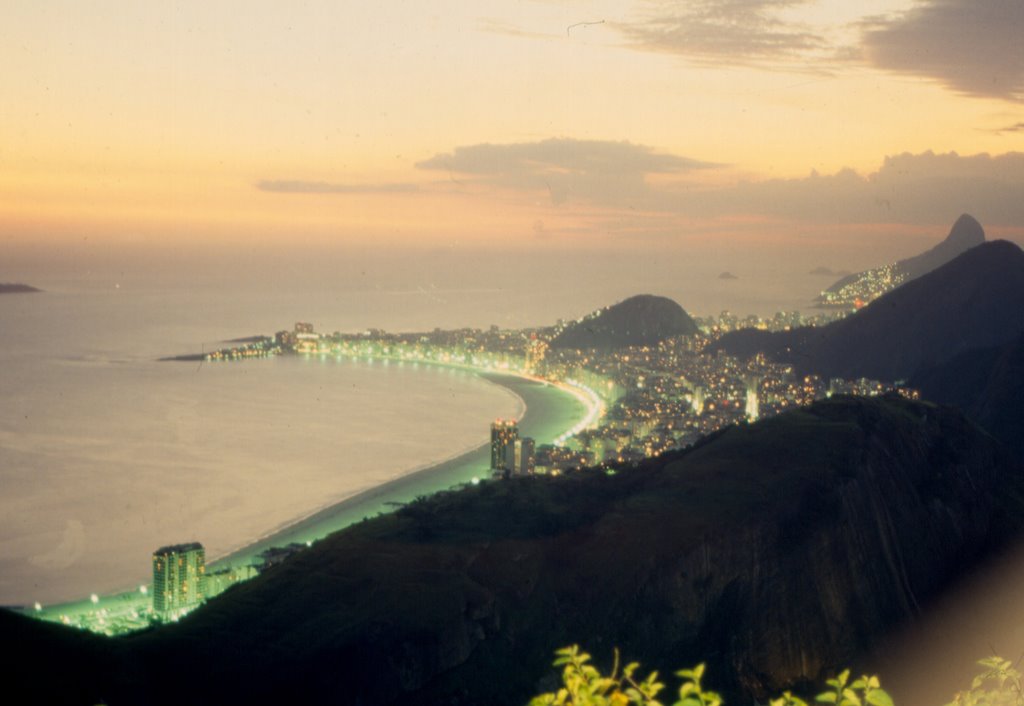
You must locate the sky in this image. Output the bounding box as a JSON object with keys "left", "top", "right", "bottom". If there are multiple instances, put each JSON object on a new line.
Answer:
{"left": 1, "top": 0, "right": 1023, "bottom": 266}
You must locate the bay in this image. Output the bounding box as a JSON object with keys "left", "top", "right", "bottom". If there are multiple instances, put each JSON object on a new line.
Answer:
{"left": 0, "top": 288, "right": 524, "bottom": 605}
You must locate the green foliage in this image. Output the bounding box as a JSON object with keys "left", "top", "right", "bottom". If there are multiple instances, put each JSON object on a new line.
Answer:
{"left": 946, "top": 656, "right": 1024, "bottom": 706}
{"left": 811, "top": 670, "right": 894, "bottom": 706}
{"left": 529, "top": 646, "right": 890, "bottom": 706}
{"left": 532, "top": 647, "right": 1024, "bottom": 706}
{"left": 527, "top": 645, "right": 714, "bottom": 706}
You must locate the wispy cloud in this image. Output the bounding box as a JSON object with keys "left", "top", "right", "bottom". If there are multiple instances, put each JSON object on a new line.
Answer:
{"left": 992, "top": 122, "right": 1024, "bottom": 134}
{"left": 477, "top": 18, "right": 559, "bottom": 41}
{"left": 617, "top": 0, "right": 836, "bottom": 69}
{"left": 416, "top": 138, "right": 718, "bottom": 206}
{"left": 257, "top": 180, "right": 418, "bottom": 194}
{"left": 861, "top": 0, "right": 1024, "bottom": 102}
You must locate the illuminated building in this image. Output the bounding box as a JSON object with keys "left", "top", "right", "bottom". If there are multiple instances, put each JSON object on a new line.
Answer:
{"left": 525, "top": 334, "right": 548, "bottom": 373}
{"left": 745, "top": 376, "right": 760, "bottom": 421}
{"left": 504, "top": 437, "right": 535, "bottom": 476}
{"left": 691, "top": 385, "right": 705, "bottom": 415}
{"left": 490, "top": 419, "right": 519, "bottom": 472}
{"left": 152, "top": 542, "right": 206, "bottom": 616}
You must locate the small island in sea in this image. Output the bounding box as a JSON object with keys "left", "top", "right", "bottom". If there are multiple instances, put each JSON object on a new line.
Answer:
{"left": 0, "top": 283, "right": 41, "bottom": 294}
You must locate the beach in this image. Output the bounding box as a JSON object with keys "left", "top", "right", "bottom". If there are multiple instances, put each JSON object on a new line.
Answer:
{"left": 208, "top": 370, "right": 586, "bottom": 571}
{"left": 26, "top": 368, "right": 586, "bottom": 622}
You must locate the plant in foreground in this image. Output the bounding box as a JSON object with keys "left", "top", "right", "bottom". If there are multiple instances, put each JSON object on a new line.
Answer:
{"left": 946, "top": 656, "right": 1024, "bottom": 706}
{"left": 529, "top": 645, "right": 905, "bottom": 706}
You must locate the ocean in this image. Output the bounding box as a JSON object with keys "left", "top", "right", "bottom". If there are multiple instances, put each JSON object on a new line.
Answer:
{"left": 0, "top": 286, "right": 533, "bottom": 606}
{"left": 0, "top": 251, "right": 829, "bottom": 606}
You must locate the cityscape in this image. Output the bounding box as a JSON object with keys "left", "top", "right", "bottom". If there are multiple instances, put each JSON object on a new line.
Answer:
{"left": 29, "top": 297, "right": 924, "bottom": 636}
{"left": 4, "top": 0, "right": 1024, "bottom": 701}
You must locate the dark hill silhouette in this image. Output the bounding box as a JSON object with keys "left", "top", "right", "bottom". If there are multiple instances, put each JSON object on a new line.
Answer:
{"left": 715, "top": 240, "right": 1024, "bottom": 381}
{"left": 820, "top": 214, "right": 985, "bottom": 305}
{"left": 0, "top": 283, "right": 41, "bottom": 294}
{"left": 899, "top": 213, "right": 986, "bottom": 279}
{"left": 912, "top": 334, "right": 1024, "bottom": 459}
{"left": 550, "top": 294, "right": 698, "bottom": 349}
{"left": 4, "top": 396, "right": 1023, "bottom": 706}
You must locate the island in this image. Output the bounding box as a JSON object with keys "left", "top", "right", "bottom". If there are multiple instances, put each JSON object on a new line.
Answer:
{"left": 0, "top": 283, "right": 41, "bottom": 294}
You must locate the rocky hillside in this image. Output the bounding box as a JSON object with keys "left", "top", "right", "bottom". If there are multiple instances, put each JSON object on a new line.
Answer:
{"left": 714, "top": 240, "right": 1024, "bottom": 381}
{"left": 4, "top": 395, "right": 1023, "bottom": 706}
{"left": 550, "top": 294, "right": 698, "bottom": 349}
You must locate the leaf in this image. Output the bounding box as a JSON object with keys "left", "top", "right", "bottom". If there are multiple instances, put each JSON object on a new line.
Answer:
{"left": 865, "top": 689, "right": 895, "bottom": 706}
{"left": 816, "top": 693, "right": 838, "bottom": 703}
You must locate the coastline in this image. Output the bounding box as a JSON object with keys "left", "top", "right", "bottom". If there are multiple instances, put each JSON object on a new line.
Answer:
{"left": 26, "top": 367, "right": 588, "bottom": 619}
{"left": 207, "top": 370, "right": 584, "bottom": 571}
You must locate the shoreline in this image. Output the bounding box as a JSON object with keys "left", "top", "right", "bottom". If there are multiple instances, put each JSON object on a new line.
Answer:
{"left": 28, "top": 367, "right": 587, "bottom": 615}
{"left": 206, "top": 370, "right": 579, "bottom": 571}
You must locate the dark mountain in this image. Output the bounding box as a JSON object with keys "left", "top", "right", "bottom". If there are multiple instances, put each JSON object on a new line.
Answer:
{"left": 550, "top": 294, "right": 698, "bottom": 349}
{"left": 0, "top": 283, "right": 41, "bottom": 294}
{"left": 899, "top": 213, "right": 986, "bottom": 280}
{"left": 912, "top": 335, "right": 1024, "bottom": 459}
{"left": 5, "top": 396, "right": 1023, "bottom": 706}
{"left": 714, "top": 240, "right": 1024, "bottom": 381}
{"left": 819, "top": 214, "right": 985, "bottom": 306}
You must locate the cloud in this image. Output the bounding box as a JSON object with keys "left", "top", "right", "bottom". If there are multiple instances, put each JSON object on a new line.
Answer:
{"left": 862, "top": 0, "right": 1024, "bottom": 101}
{"left": 664, "top": 151, "right": 1024, "bottom": 226}
{"left": 416, "top": 138, "right": 718, "bottom": 206}
{"left": 477, "top": 18, "right": 558, "bottom": 41}
{"left": 417, "top": 138, "right": 712, "bottom": 175}
{"left": 257, "top": 180, "right": 417, "bottom": 194}
{"left": 618, "top": 0, "right": 832, "bottom": 68}
{"left": 989, "top": 122, "right": 1024, "bottom": 134}
{"left": 416, "top": 140, "right": 1024, "bottom": 228}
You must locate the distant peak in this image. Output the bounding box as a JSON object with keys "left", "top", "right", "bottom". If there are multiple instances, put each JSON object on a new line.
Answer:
{"left": 945, "top": 214, "right": 985, "bottom": 247}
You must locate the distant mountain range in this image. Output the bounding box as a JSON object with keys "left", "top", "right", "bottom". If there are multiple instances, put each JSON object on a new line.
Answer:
{"left": 4, "top": 395, "right": 1022, "bottom": 705}
{"left": 0, "top": 283, "right": 41, "bottom": 294}
{"left": 549, "top": 294, "right": 698, "bottom": 349}
{"left": 714, "top": 239, "right": 1024, "bottom": 382}
{"left": 818, "top": 214, "right": 985, "bottom": 307}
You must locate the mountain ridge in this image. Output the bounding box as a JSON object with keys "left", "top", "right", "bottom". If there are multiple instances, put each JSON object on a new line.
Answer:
{"left": 819, "top": 214, "right": 985, "bottom": 307}
{"left": 714, "top": 239, "right": 1024, "bottom": 382}
{"left": 4, "top": 395, "right": 1022, "bottom": 706}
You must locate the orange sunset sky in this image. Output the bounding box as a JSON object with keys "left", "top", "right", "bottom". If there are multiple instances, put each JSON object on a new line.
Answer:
{"left": 1, "top": 0, "right": 1022, "bottom": 257}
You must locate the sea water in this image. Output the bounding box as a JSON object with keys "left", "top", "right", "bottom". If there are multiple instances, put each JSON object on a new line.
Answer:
{"left": 0, "top": 286, "right": 525, "bottom": 606}
{"left": 0, "top": 251, "right": 827, "bottom": 606}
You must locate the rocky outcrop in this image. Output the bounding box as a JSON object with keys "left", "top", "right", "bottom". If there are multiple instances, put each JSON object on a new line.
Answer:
{"left": 550, "top": 294, "right": 699, "bottom": 349}
{"left": 0, "top": 283, "right": 41, "bottom": 294}
{"left": 819, "top": 214, "right": 985, "bottom": 305}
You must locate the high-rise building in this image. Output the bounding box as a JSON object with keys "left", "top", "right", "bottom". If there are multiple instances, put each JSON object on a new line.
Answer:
{"left": 152, "top": 542, "right": 206, "bottom": 616}
{"left": 691, "top": 385, "right": 705, "bottom": 416}
{"left": 744, "top": 376, "right": 760, "bottom": 422}
{"left": 490, "top": 419, "right": 519, "bottom": 472}
{"left": 503, "top": 436, "right": 536, "bottom": 476}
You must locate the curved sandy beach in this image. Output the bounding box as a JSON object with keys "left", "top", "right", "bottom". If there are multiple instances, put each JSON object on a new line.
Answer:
{"left": 208, "top": 371, "right": 586, "bottom": 572}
